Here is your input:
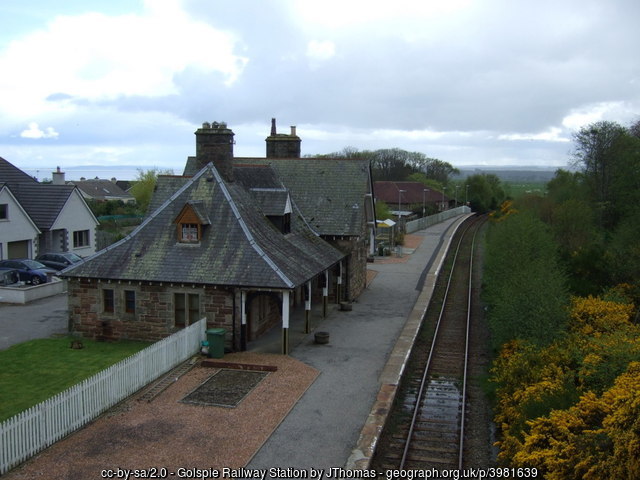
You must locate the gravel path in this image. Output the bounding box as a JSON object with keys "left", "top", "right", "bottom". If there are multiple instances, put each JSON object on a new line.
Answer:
{"left": 5, "top": 353, "right": 318, "bottom": 479}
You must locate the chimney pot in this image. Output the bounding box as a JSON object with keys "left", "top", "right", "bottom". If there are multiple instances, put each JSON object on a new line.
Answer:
{"left": 271, "top": 118, "right": 277, "bottom": 136}
{"left": 52, "top": 166, "right": 66, "bottom": 185}
{"left": 290, "top": 126, "right": 297, "bottom": 136}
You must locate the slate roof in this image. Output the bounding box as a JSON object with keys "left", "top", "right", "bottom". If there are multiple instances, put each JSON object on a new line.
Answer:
{"left": 234, "top": 157, "right": 373, "bottom": 237}
{"left": 148, "top": 175, "right": 190, "bottom": 213}
{"left": 234, "top": 165, "right": 289, "bottom": 216}
{"left": 0, "top": 174, "right": 77, "bottom": 230}
{"left": 63, "top": 163, "right": 345, "bottom": 289}
{"left": 0, "top": 156, "right": 95, "bottom": 230}
{"left": 73, "top": 179, "right": 135, "bottom": 201}
{"left": 0, "top": 157, "right": 37, "bottom": 185}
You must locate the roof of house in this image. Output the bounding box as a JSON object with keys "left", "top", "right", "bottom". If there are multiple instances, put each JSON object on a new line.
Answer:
{"left": 233, "top": 157, "right": 373, "bottom": 237}
{"left": 0, "top": 157, "right": 38, "bottom": 184}
{"left": 234, "top": 165, "right": 290, "bottom": 216}
{"left": 374, "top": 181, "right": 450, "bottom": 205}
{"left": 8, "top": 183, "right": 77, "bottom": 230}
{"left": 0, "top": 157, "right": 98, "bottom": 230}
{"left": 73, "top": 179, "right": 135, "bottom": 201}
{"left": 63, "top": 163, "right": 345, "bottom": 289}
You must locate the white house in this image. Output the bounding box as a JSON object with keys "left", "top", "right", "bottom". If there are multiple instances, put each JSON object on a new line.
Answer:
{"left": 0, "top": 183, "right": 41, "bottom": 259}
{"left": 0, "top": 158, "right": 99, "bottom": 259}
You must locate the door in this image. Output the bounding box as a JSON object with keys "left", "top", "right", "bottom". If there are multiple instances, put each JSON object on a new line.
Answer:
{"left": 8, "top": 240, "right": 29, "bottom": 259}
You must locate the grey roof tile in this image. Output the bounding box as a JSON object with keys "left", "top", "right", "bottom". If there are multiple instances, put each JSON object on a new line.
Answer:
{"left": 0, "top": 157, "right": 38, "bottom": 185}
{"left": 235, "top": 157, "right": 373, "bottom": 236}
{"left": 8, "top": 183, "right": 75, "bottom": 230}
{"left": 64, "top": 163, "right": 344, "bottom": 289}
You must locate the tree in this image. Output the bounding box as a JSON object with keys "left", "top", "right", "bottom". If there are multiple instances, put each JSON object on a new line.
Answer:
{"left": 572, "top": 121, "right": 627, "bottom": 227}
{"left": 465, "top": 173, "right": 505, "bottom": 213}
{"left": 375, "top": 200, "right": 393, "bottom": 220}
{"left": 484, "top": 211, "right": 568, "bottom": 349}
{"left": 406, "top": 172, "right": 443, "bottom": 192}
{"left": 129, "top": 168, "right": 173, "bottom": 213}
{"left": 423, "top": 158, "right": 459, "bottom": 185}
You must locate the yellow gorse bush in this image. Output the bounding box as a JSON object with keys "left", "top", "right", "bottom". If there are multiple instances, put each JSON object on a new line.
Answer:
{"left": 492, "top": 293, "right": 640, "bottom": 478}
{"left": 569, "top": 295, "right": 635, "bottom": 336}
{"left": 489, "top": 199, "right": 518, "bottom": 222}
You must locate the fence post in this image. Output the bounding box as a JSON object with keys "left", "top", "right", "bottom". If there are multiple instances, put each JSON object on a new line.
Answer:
{"left": 0, "top": 318, "right": 206, "bottom": 475}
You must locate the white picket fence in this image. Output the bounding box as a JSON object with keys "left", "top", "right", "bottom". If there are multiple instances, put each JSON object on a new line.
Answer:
{"left": 0, "top": 318, "right": 207, "bottom": 475}
{"left": 405, "top": 205, "right": 472, "bottom": 233}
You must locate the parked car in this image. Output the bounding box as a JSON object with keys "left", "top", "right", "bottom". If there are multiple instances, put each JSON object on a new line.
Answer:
{"left": 0, "top": 268, "right": 20, "bottom": 286}
{"left": 36, "top": 252, "right": 83, "bottom": 271}
{"left": 0, "top": 259, "right": 56, "bottom": 285}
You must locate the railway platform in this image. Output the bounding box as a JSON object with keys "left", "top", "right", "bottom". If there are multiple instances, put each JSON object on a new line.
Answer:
{"left": 246, "top": 213, "right": 473, "bottom": 471}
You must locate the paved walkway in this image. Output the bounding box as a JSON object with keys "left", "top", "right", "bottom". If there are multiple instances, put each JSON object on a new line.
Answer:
{"left": 0, "top": 293, "right": 68, "bottom": 350}
{"left": 246, "top": 214, "right": 468, "bottom": 471}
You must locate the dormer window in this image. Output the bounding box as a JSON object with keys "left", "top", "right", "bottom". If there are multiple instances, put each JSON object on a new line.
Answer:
{"left": 174, "top": 201, "right": 210, "bottom": 244}
{"left": 181, "top": 223, "right": 200, "bottom": 242}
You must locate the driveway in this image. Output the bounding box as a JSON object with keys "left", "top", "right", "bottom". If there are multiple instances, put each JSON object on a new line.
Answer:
{"left": 0, "top": 293, "right": 69, "bottom": 350}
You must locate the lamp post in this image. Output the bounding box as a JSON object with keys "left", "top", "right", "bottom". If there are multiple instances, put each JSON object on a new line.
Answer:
{"left": 455, "top": 185, "right": 460, "bottom": 208}
{"left": 422, "top": 188, "right": 429, "bottom": 217}
{"left": 398, "top": 189, "right": 406, "bottom": 217}
{"left": 465, "top": 184, "right": 469, "bottom": 206}
{"left": 442, "top": 187, "right": 446, "bottom": 211}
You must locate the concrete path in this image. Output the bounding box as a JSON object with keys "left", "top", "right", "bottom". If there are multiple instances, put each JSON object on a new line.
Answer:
{"left": 0, "top": 293, "right": 68, "bottom": 350}
{"left": 246, "top": 214, "right": 466, "bottom": 470}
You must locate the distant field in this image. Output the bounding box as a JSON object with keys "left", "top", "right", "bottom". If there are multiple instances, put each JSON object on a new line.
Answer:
{"left": 503, "top": 181, "right": 547, "bottom": 198}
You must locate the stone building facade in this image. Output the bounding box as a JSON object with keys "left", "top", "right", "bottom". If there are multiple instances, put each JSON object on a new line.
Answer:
{"left": 64, "top": 120, "right": 375, "bottom": 353}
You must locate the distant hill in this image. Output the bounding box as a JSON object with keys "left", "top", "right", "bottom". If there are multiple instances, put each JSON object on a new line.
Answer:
{"left": 452, "top": 166, "right": 563, "bottom": 183}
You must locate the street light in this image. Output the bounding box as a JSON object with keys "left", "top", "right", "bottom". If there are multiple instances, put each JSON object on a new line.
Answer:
{"left": 465, "top": 184, "right": 469, "bottom": 206}
{"left": 442, "top": 186, "right": 446, "bottom": 211}
{"left": 422, "top": 188, "right": 429, "bottom": 217}
{"left": 398, "top": 189, "right": 406, "bottom": 217}
{"left": 455, "top": 185, "right": 460, "bottom": 208}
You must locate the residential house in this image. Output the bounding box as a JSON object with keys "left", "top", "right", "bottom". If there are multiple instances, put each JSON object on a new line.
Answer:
{"left": 0, "top": 183, "right": 40, "bottom": 259}
{"left": 63, "top": 120, "right": 375, "bottom": 353}
{"left": 0, "top": 158, "right": 99, "bottom": 258}
{"left": 374, "top": 181, "right": 452, "bottom": 216}
{"left": 71, "top": 176, "right": 136, "bottom": 204}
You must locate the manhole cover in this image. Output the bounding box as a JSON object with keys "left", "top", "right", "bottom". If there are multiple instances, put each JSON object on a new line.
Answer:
{"left": 181, "top": 369, "right": 268, "bottom": 408}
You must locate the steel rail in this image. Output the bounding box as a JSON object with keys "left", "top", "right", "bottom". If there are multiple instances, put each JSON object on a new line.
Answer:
{"left": 457, "top": 218, "right": 481, "bottom": 469}
{"left": 398, "top": 216, "right": 478, "bottom": 469}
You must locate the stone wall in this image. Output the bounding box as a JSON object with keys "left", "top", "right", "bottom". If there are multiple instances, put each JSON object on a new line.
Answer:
{"left": 68, "top": 279, "right": 235, "bottom": 345}
{"left": 327, "top": 236, "right": 368, "bottom": 301}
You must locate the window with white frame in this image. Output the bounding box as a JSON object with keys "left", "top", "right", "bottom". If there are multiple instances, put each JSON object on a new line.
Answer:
{"left": 73, "top": 230, "right": 90, "bottom": 248}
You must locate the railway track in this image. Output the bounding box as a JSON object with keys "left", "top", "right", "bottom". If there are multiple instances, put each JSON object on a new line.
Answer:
{"left": 372, "top": 215, "right": 485, "bottom": 471}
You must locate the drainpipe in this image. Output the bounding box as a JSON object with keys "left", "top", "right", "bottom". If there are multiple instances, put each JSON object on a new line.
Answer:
{"left": 282, "top": 290, "right": 290, "bottom": 355}
{"left": 240, "top": 290, "right": 247, "bottom": 351}
{"left": 337, "top": 261, "right": 343, "bottom": 304}
{"left": 323, "top": 270, "right": 329, "bottom": 317}
{"left": 305, "top": 281, "right": 311, "bottom": 333}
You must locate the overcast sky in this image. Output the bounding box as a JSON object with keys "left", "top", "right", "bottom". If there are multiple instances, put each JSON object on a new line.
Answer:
{"left": 1, "top": 0, "right": 639, "bottom": 180}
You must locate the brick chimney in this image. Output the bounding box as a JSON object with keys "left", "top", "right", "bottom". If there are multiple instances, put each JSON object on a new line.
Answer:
{"left": 194, "top": 122, "right": 234, "bottom": 182}
{"left": 52, "top": 166, "right": 65, "bottom": 185}
{"left": 266, "top": 118, "right": 301, "bottom": 158}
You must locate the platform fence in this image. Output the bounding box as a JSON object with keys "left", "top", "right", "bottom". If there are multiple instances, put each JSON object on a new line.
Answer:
{"left": 0, "top": 317, "right": 207, "bottom": 475}
{"left": 405, "top": 206, "right": 471, "bottom": 234}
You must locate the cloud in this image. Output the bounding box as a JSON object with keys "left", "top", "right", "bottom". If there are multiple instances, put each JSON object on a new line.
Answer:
{"left": 2, "top": 0, "right": 640, "bottom": 174}
{"left": 306, "top": 40, "right": 336, "bottom": 62}
{"left": 0, "top": 0, "right": 247, "bottom": 119}
{"left": 20, "top": 122, "right": 59, "bottom": 139}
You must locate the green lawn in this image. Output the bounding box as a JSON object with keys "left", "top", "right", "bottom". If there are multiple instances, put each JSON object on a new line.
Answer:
{"left": 0, "top": 337, "right": 150, "bottom": 422}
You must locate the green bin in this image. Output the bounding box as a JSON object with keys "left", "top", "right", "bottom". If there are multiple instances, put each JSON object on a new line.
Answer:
{"left": 206, "top": 328, "right": 226, "bottom": 358}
